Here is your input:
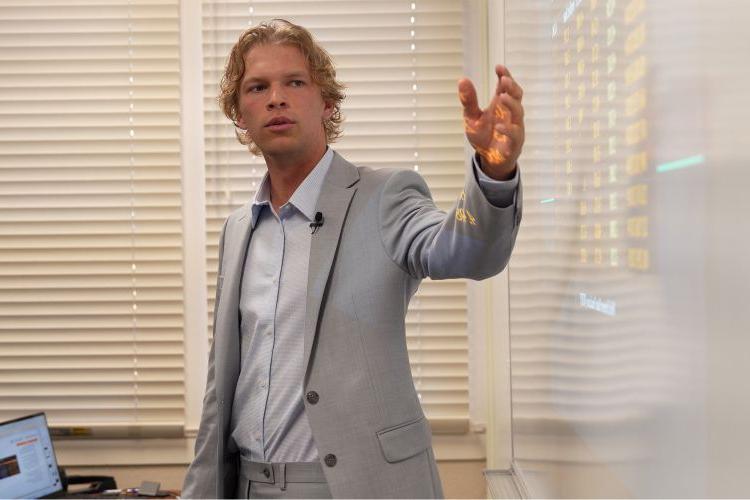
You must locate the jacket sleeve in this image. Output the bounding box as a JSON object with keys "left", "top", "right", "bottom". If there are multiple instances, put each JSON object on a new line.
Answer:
{"left": 378, "top": 165, "right": 522, "bottom": 281}
{"left": 181, "top": 219, "right": 228, "bottom": 499}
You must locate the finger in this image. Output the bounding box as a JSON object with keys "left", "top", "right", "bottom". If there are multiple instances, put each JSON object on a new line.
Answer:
{"left": 500, "top": 92, "right": 525, "bottom": 124}
{"left": 496, "top": 64, "right": 513, "bottom": 79}
{"left": 495, "top": 64, "right": 514, "bottom": 82}
{"left": 500, "top": 75, "right": 524, "bottom": 101}
{"left": 458, "top": 78, "right": 482, "bottom": 120}
{"left": 494, "top": 64, "right": 513, "bottom": 95}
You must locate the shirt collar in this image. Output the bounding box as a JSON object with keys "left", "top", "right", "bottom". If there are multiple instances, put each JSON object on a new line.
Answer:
{"left": 250, "top": 147, "right": 335, "bottom": 228}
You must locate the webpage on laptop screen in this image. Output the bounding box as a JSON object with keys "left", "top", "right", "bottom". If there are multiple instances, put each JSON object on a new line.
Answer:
{"left": 0, "top": 414, "right": 61, "bottom": 499}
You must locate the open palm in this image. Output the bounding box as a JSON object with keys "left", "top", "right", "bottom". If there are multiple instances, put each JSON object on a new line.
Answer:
{"left": 459, "top": 65, "right": 525, "bottom": 180}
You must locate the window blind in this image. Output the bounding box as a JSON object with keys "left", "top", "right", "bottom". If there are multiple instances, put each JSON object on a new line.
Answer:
{"left": 0, "top": 0, "right": 183, "bottom": 433}
{"left": 202, "top": 0, "right": 469, "bottom": 433}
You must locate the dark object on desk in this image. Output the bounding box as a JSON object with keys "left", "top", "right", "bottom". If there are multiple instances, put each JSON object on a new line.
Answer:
{"left": 137, "top": 481, "right": 169, "bottom": 497}
{"left": 59, "top": 467, "right": 117, "bottom": 495}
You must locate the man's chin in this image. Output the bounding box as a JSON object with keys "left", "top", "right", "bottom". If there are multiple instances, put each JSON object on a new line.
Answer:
{"left": 256, "top": 138, "right": 300, "bottom": 157}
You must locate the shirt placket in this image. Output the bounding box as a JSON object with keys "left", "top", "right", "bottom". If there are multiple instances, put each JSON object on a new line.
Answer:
{"left": 247, "top": 210, "right": 273, "bottom": 461}
{"left": 259, "top": 206, "right": 288, "bottom": 460}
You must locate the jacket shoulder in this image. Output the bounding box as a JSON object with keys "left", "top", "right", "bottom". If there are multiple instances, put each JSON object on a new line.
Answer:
{"left": 355, "top": 165, "right": 427, "bottom": 193}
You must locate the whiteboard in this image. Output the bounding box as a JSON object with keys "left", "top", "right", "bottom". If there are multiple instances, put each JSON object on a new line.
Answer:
{"left": 505, "top": 0, "right": 750, "bottom": 497}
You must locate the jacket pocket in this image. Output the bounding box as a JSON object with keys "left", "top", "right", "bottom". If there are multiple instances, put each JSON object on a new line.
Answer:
{"left": 376, "top": 415, "right": 433, "bottom": 463}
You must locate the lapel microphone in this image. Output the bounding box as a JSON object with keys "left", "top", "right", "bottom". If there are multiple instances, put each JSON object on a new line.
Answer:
{"left": 310, "top": 211, "right": 324, "bottom": 234}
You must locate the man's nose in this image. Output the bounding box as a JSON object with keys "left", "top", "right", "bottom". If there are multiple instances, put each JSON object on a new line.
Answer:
{"left": 266, "top": 85, "right": 288, "bottom": 109}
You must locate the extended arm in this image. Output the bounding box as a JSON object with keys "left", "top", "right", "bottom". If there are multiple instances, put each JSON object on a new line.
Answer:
{"left": 378, "top": 65, "right": 524, "bottom": 280}
{"left": 378, "top": 166, "right": 522, "bottom": 281}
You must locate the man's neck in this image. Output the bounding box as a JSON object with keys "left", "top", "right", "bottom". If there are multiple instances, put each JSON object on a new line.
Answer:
{"left": 263, "top": 145, "right": 327, "bottom": 212}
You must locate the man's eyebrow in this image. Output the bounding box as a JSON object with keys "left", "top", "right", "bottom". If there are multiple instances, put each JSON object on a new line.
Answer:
{"left": 243, "top": 71, "right": 309, "bottom": 84}
{"left": 242, "top": 76, "right": 264, "bottom": 86}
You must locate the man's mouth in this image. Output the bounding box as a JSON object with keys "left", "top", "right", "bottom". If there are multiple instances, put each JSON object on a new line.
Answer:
{"left": 265, "top": 116, "right": 295, "bottom": 131}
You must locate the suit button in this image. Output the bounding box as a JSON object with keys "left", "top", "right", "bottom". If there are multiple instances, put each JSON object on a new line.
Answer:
{"left": 306, "top": 391, "right": 319, "bottom": 404}
{"left": 324, "top": 454, "right": 337, "bottom": 467}
{"left": 263, "top": 467, "right": 270, "bottom": 478}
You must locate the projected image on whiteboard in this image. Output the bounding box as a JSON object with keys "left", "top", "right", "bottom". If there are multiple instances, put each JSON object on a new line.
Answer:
{"left": 506, "top": 0, "right": 714, "bottom": 497}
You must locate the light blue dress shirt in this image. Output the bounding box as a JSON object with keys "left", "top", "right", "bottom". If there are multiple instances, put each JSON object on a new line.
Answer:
{"left": 229, "top": 148, "right": 518, "bottom": 463}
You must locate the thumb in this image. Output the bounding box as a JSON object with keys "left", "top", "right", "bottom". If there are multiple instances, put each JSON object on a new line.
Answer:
{"left": 458, "top": 78, "right": 482, "bottom": 120}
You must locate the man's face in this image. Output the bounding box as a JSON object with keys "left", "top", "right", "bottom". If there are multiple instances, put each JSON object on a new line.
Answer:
{"left": 235, "top": 43, "right": 333, "bottom": 160}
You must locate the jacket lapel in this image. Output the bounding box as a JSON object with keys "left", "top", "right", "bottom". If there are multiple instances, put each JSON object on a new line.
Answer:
{"left": 303, "top": 152, "right": 360, "bottom": 379}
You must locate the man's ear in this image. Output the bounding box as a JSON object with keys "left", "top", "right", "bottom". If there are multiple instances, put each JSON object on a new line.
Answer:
{"left": 235, "top": 114, "right": 247, "bottom": 129}
{"left": 323, "top": 100, "right": 334, "bottom": 120}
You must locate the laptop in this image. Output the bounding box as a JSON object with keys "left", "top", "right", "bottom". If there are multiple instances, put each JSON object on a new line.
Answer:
{"left": 0, "top": 413, "right": 64, "bottom": 499}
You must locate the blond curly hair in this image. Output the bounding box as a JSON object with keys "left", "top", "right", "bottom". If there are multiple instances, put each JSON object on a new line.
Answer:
{"left": 218, "top": 19, "right": 346, "bottom": 155}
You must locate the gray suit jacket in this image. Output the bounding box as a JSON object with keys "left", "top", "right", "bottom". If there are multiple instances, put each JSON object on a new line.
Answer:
{"left": 182, "top": 151, "right": 522, "bottom": 498}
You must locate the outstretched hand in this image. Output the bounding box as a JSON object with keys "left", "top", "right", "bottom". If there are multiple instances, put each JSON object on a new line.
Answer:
{"left": 458, "top": 65, "right": 525, "bottom": 180}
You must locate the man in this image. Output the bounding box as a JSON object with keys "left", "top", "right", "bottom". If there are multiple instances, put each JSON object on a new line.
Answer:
{"left": 183, "top": 19, "right": 524, "bottom": 499}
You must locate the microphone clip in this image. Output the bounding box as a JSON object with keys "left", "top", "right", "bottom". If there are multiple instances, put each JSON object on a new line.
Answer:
{"left": 310, "top": 211, "right": 324, "bottom": 234}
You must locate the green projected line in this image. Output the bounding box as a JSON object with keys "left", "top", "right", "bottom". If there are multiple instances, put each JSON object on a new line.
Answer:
{"left": 656, "top": 154, "right": 705, "bottom": 173}
{"left": 540, "top": 198, "right": 556, "bottom": 204}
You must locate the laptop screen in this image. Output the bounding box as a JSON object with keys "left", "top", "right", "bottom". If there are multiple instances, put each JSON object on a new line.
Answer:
{"left": 0, "top": 413, "right": 63, "bottom": 499}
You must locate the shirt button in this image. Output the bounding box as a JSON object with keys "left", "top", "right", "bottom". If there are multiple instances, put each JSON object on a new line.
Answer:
{"left": 272, "top": 276, "right": 278, "bottom": 284}
{"left": 259, "top": 381, "right": 267, "bottom": 389}
{"left": 324, "top": 454, "right": 337, "bottom": 467}
{"left": 306, "top": 391, "right": 319, "bottom": 404}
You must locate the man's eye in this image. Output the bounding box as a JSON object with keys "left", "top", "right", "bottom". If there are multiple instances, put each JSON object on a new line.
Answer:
{"left": 290, "top": 80, "right": 304, "bottom": 87}
{"left": 248, "top": 85, "right": 265, "bottom": 93}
